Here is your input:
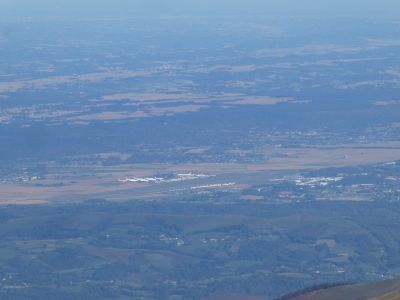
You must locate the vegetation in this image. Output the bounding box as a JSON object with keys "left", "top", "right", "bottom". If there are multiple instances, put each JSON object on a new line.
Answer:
{"left": 0, "top": 200, "right": 400, "bottom": 299}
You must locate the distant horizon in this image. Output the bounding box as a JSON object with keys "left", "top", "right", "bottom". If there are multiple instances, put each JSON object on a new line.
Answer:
{"left": 1, "top": 0, "right": 399, "bottom": 20}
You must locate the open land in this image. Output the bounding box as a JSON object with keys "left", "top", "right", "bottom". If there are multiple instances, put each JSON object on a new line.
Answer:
{"left": 1, "top": 143, "right": 399, "bottom": 204}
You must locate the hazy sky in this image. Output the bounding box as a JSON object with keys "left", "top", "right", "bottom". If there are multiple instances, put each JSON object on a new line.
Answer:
{"left": 1, "top": 0, "right": 399, "bottom": 19}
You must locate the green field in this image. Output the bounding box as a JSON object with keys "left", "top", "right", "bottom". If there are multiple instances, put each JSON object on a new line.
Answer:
{"left": 0, "top": 200, "right": 399, "bottom": 299}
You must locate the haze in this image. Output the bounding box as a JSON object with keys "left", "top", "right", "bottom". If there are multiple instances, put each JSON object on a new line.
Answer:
{"left": 1, "top": 0, "right": 399, "bottom": 19}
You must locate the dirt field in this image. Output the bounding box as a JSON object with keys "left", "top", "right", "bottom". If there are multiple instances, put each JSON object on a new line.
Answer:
{"left": 1, "top": 143, "right": 399, "bottom": 205}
